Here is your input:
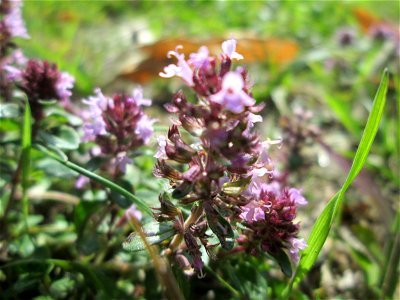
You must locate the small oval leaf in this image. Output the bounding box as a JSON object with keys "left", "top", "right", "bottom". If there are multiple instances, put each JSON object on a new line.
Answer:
{"left": 38, "top": 126, "right": 80, "bottom": 150}
{"left": 222, "top": 178, "right": 251, "bottom": 196}
{"left": 123, "top": 221, "right": 176, "bottom": 252}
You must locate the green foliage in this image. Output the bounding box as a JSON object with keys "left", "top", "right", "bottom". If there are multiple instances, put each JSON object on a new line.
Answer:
{"left": 1, "top": 2, "right": 398, "bottom": 299}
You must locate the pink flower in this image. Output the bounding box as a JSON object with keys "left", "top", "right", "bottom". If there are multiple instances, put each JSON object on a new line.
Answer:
{"left": 4, "top": 59, "right": 74, "bottom": 102}
{"left": 11, "top": 49, "right": 28, "bottom": 65}
{"left": 154, "top": 136, "right": 168, "bottom": 159}
{"left": 159, "top": 46, "right": 194, "bottom": 86}
{"left": 3, "top": 0, "right": 29, "bottom": 39}
{"left": 188, "top": 46, "right": 211, "bottom": 68}
{"left": 210, "top": 71, "right": 255, "bottom": 113}
{"left": 82, "top": 88, "right": 108, "bottom": 141}
{"left": 221, "top": 38, "right": 243, "bottom": 60}
{"left": 248, "top": 113, "right": 263, "bottom": 127}
{"left": 3, "top": 65, "right": 22, "bottom": 81}
{"left": 288, "top": 188, "right": 308, "bottom": 206}
{"left": 56, "top": 72, "right": 75, "bottom": 101}
{"left": 132, "top": 87, "right": 152, "bottom": 107}
{"left": 135, "top": 115, "right": 156, "bottom": 144}
{"left": 75, "top": 175, "right": 90, "bottom": 189}
{"left": 239, "top": 200, "right": 271, "bottom": 223}
{"left": 125, "top": 204, "right": 143, "bottom": 221}
{"left": 288, "top": 237, "right": 307, "bottom": 263}
{"left": 113, "top": 152, "right": 133, "bottom": 173}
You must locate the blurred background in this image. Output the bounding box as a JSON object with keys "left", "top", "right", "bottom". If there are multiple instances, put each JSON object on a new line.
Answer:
{"left": 6, "top": 0, "right": 399, "bottom": 298}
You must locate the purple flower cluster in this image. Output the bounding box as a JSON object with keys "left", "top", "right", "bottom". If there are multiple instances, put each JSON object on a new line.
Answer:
{"left": 154, "top": 38, "right": 307, "bottom": 276}
{"left": 0, "top": 0, "right": 29, "bottom": 42}
{"left": 4, "top": 60, "right": 74, "bottom": 102}
{"left": 238, "top": 176, "right": 307, "bottom": 262}
{"left": 3, "top": 59, "right": 74, "bottom": 122}
{"left": 82, "top": 87, "right": 155, "bottom": 173}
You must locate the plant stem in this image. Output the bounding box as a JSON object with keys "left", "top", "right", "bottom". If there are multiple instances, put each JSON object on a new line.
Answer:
{"left": 381, "top": 230, "right": 400, "bottom": 298}
{"left": 127, "top": 214, "right": 185, "bottom": 300}
{"left": 205, "top": 265, "right": 240, "bottom": 297}
{"left": 0, "top": 156, "right": 23, "bottom": 238}
{"left": 169, "top": 204, "right": 204, "bottom": 252}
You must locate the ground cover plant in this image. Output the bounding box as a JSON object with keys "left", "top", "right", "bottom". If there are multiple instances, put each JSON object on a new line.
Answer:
{"left": 0, "top": 1, "right": 399, "bottom": 299}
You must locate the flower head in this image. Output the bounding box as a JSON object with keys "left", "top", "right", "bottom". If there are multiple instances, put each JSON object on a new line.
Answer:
{"left": 4, "top": 59, "right": 74, "bottom": 102}
{"left": 289, "top": 237, "right": 307, "bottom": 263}
{"left": 82, "top": 87, "right": 154, "bottom": 174}
{"left": 210, "top": 71, "right": 255, "bottom": 113}
{"left": 154, "top": 38, "right": 308, "bottom": 275}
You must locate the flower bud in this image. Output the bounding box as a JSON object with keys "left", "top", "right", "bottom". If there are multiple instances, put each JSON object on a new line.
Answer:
{"left": 153, "top": 193, "right": 181, "bottom": 222}
{"left": 153, "top": 160, "right": 182, "bottom": 180}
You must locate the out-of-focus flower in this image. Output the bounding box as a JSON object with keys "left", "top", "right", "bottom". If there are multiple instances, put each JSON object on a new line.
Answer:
{"left": 3, "top": 64, "right": 21, "bottom": 80}
{"left": 288, "top": 237, "right": 307, "bottom": 263}
{"left": 11, "top": 49, "right": 27, "bottom": 65}
{"left": 288, "top": 188, "right": 308, "bottom": 206}
{"left": 4, "top": 59, "right": 74, "bottom": 102}
{"left": 131, "top": 87, "right": 152, "bottom": 107}
{"left": 135, "top": 115, "right": 156, "bottom": 144}
{"left": 335, "top": 27, "right": 356, "bottom": 46}
{"left": 56, "top": 72, "right": 75, "bottom": 101}
{"left": 210, "top": 71, "right": 255, "bottom": 113}
{"left": 82, "top": 88, "right": 109, "bottom": 141}
{"left": 125, "top": 204, "right": 143, "bottom": 222}
{"left": 154, "top": 136, "right": 168, "bottom": 159}
{"left": 113, "top": 152, "right": 133, "bottom": 174}
{"left": 1, "top": 0, "right": 29, "bottom": 39}
{"left": 81, "top": 87, "right": 154, "bottom": 174}
{"left": 75, "top": 175, "right": 90, "bottom": 189}
{"left": 188, "top": 46, "right": 211, "bottom": 68}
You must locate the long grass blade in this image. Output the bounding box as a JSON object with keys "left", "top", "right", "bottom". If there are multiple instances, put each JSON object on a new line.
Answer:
{"left": 289, "top": 69, "right": 389, "bottom": 289}
{"left": 21, "top": 99, "right": 32, "bottom": 229}
{"left": 35, "top": 144, "right": 152, "bottom": 216}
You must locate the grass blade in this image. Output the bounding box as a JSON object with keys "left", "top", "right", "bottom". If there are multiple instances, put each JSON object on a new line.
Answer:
{"left": 289, "top": 69, "right": 389, "bottom": 287}
{"left": 21, "top": 99, "right": 32, "bottom": 229}
{"left": 35, "top": 144, "right": 152, "bottom": 216}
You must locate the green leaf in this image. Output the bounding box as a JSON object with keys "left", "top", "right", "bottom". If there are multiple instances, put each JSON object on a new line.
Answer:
{"left": 49, "top": 277, "right": 75, "bottom": 299}
{"left": 222, "top": 177, "right": 251, "bottom": 196}
{"left": 0, "top": 103, "right": 20, "bottom": 118}
{"left": 291, "top": 69, "right": 389, "bottom": 286}
{"left": 38, "top": 99, "right": 58, "bottom": 106}
{"left": 271, "top": 249, "right": 292, "bottom": 278}
{"left": 172, "top": 181, "right": 192, "bottom": 199}
{"left": 37, "top": 158, "right": 77, "bottom": 177}
{"left": 45, "top": 107, "right": 83, "bottom": 126}
{"left": 38, "top": 126, "right": 80, "bottom": 150}
{"left": 123, "top": 221, "right": 176, "bottom": 252}
{"left": 206, "top": 206, "right": 235, "bottom": 250}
